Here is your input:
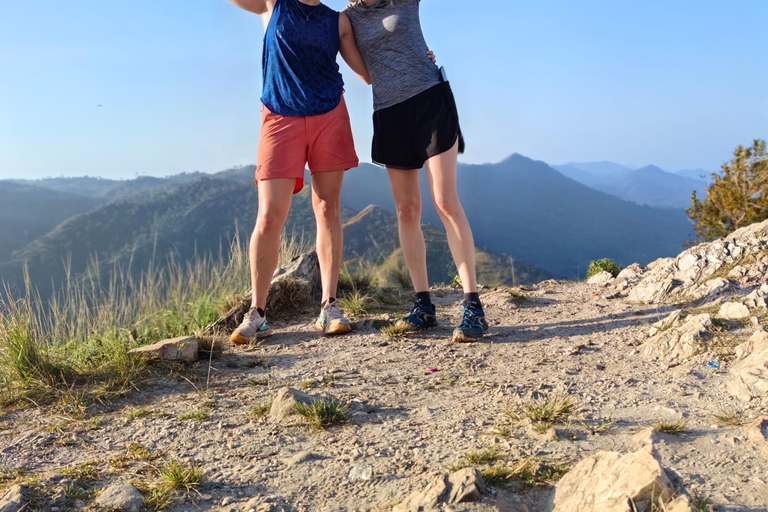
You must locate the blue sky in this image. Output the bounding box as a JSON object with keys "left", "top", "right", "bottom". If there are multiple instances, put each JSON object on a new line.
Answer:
{"left": 1, "top": 0, "right": 766, "bottom": 180}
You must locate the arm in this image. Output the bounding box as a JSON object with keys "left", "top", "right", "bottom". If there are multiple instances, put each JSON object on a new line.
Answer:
{"left": 339, "top": 13, "right": 372, "bottom": 85}
{"left": 226, "top": 0, "right": 271, "bottom": 15}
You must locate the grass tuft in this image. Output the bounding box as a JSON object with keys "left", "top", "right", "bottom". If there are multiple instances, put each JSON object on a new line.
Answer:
{"left": 295, "top": 395, "right": 351, "bottom": 430}
{"left": 339, "top": 290, "right": 376, "bottom": 317}
{"left": 160, "top": 459, "right": 204, "bottom": 490}
{"left": 515, "top": 392, "right": 574, "bottom": 425}
{"left": 177, "top": 411, "right": 209, "bottom": 422}
{"left": 250, "top": 397, "right": 274, "bottom": 418}
{"left": 381, "top": 321, "right": 412, "bottom": 339}
{"left": 464, "top": 447, "right": 501, "bottom": 465}
{"left": 713, "top": 409, "right": 744, "bottom": 427}
{"left": 654, "top": 419, "right": 689, "bottom": 435}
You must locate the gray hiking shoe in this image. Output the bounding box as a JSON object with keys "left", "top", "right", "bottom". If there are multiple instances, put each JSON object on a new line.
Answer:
{"left": 315, "top": 301, "right": 352, "bottom": 336}
{"left": 230, "top": 308, "right": 272, "bottom": 345}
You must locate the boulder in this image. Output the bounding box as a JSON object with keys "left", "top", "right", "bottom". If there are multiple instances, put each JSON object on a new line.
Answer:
{"left": 269, "top": 387, "right": 320, "bottom": 424}
{"left": 0, "top": 485, "right": 26, "bottom": 512}
{"left": 632, "top": 427, "right": 663, "bottom": 448}
{"left": 642, "top": 314, "right": 712, "bottom": 363}
{"left": 129, "top": 336, "right": 198, "bottom": 364}
{"left": 393, "top": 468, "right": 486, "bottom": 512}
{"left": 745, "top": 417, "right": 768, "bottom": 456}
{"left": 624, "top": 218, "right": 768, "bottom": 305}
{"left": 94, "top": 484, "right": 143, "bottom": 512}
{"left": 648, "top": 310, "right": 683, "bottom": 337}
{"left": 727, "top": 329, "right": 768, "bottom": 401}
{"left": 587, "top": 271, "right": 614, "bottom": 285}
{"left": 268, "top": 251, "right": 321, "bottom": 309}
{"left": 717, "top": 302, "right": 750, "bottom": 320}
{"left": 552, "top": 447, "right": 693, "bottom": 512}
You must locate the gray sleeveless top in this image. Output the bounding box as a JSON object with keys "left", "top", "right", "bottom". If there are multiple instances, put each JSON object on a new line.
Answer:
{"left": 344, "top": 0, "right": 442, "bottom": 111}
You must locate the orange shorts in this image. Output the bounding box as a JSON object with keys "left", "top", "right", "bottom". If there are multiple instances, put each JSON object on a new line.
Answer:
{"left": 255, "top": 96, "right": 359, "bottom": 194}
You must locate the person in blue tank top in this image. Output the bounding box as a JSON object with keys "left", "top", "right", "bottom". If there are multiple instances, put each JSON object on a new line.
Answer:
{"left": 225, "top": 0, "right": 372, "bottom": 344}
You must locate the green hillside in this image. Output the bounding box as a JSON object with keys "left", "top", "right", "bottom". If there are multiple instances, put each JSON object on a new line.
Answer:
{"left": 340, "top": 156, "right": 693, "bottom": 278}
{"left": 0, "top": 181, "right": 100, "bottom": 262}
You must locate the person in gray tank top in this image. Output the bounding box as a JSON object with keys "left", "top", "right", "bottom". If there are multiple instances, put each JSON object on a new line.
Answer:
{"left": 346, "top": 0, "right": 490, "bottom": 343}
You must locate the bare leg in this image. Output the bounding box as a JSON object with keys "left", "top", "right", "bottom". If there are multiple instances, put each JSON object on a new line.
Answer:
{"left": 250, "top": 179, "right": 296, "bottom": 309}
{"left": 425, "top": 140, "right": 478, "bottom": 294}
{"left": 311, "top": 170, "right": 345, "bottom": 303}
{"left": 387, "top": 168, "right": 430, "bottom": 293}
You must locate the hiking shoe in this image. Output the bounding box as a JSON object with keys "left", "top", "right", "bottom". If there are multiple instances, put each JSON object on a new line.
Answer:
{"left": 230, "top": 308, "right": 272, "bottom": 345}
{"left": 402, "top": 299, "right": 438, "bottom": 331}
{"left": 316, "top": 301, "right": 352, "bottom": 336}
{"left": 452, "top": 301, "right": 489, "bottom": 343}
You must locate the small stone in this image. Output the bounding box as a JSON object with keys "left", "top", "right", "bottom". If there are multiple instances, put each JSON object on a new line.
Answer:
{"left": 94, "top": 484, "right": 143, "bottom": 512}
{"left": 745, "top": 417, "right": 768, "bottom": 456}
{"left": 348, "top": 465, "right": 373, "bottom": 482}
{"left": 129, "top": 336, "right": 198, "bottom": 364}
{"left": 587, "top": 271, "right": 613, "bottom": 286}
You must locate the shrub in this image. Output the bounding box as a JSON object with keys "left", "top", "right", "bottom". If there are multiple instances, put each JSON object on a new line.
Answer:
{"left": 586, "top": 259, "right": 623, "bottom": 278}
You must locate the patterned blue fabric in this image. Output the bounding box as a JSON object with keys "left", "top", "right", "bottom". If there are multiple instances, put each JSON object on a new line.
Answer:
{"left": 261, "top": 0, "right": 344, "bottom": 117}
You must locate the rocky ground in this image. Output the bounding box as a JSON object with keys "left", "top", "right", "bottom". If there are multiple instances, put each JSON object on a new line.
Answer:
{"left": 4, "top": 221, "right": 768, "bottom": 512}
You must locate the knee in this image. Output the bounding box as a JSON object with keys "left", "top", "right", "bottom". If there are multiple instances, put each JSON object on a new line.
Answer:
{"left": 396, "top": 199, "right": 422, "bottom": 224}
{"left": 313, "top": 197, "right": 340, "bottom": 223}
{"left": 255, "top": 210, "right": 286, "bottom": 235}
{"left": 433, "top": 194, "right": 463, "bottom": 220}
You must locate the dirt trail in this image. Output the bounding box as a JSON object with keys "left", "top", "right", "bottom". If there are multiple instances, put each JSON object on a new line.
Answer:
{"left": 2, "top": 282, "right": 767, "bottom": 511}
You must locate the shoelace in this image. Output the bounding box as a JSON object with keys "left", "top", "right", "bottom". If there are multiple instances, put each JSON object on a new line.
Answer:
{"left": 410, "top": 300, "right": 427, "bottom": 316}
{"left": 326, "top": 303, "right": 345, "bottom": 322}
{"left": 459, "top": 306, "right": 478, "bottom": 328}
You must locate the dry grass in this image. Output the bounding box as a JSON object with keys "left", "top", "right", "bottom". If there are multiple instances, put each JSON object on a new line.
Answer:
{"left": 510, "top": 392, "right": 575, "bottom": 425}
{"left": 654, "top": 419, "right": 689, "bottom": 435}
{"left": 381, "top": 321, "right": 412, "bottom": 339}
{"left": 713, "top": 409, "right": 744, "bottom": 427}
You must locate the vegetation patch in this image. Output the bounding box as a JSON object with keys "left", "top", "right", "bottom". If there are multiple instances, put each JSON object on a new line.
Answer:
{"left": 713, "top": 409, "right": 744, "bottom": 427}
{"left": 654, "top": 419, "right": 689, "bottom": 435}
{"left": 177, "top": 411, "right": 209, "bottom": 422}
{"left": 250, "top": 397, "right": 274, "bottom": 418}
{"left": 381, "top": 321, "right": 412, "bottom": 339}
{"left": 339, "top": 290, "right": 376, "bottom": 317}
{"left": 160, "top": 459, "right": 204, "bottom": 490}
{"left": 587, "top": 259, "right": 624, "bottom": 279}
{"left": 295, "top": 395, "right": 351, "bottom": 430}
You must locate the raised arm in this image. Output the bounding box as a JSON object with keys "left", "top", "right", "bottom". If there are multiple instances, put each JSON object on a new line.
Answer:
{"left": 226, "top": 0, "right": 271, "bottom": 15}
{"left": 339, "top": 13, "right": 372, "bottom": 85}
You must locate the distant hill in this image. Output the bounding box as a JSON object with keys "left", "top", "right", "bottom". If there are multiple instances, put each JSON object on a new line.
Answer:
{"left": 675, "top": 168, "right": 714, "bottom": 183}
{"left": 342, "top": 205, "right": 550, "bottom": 285}
{"left": 9, "top": 173, "right": 209, "bottom": 202}
{"left": 0, "top": 181, "right": 100, "bottom": 262}
{"left": 0, "top": 175, "right": 544, "bottom": 298}
{"left": 341, "top": 156, "right": 693, "bottom": 279}
{"left": 594, "top": 165, "right": 707, "bottom": 209}
{"left": 559, "top": 161, "right": 634, "bottom": 178}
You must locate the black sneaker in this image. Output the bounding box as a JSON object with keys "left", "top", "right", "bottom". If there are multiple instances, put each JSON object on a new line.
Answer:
{"left": 402, "top": 299, "right": 438, "bottom": 330}
{"left": 452, "top": 301, "right": 489, "bottom": 343}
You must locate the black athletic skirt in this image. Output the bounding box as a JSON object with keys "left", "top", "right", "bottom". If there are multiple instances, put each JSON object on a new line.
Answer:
{"left": 372, "top": 81, "right": 465, "bottom": 170}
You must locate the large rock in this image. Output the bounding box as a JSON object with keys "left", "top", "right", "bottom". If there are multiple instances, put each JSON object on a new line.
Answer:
{"left": 129, "top": 336, "right": 198, "bottom": 364}
{"left": 269, "top": 387, "right": 320, "bottom": 424}
{"left": 745, "top": 417, "right": 768, "bottom": 456}
{"left": 587, "top": 271, "right": 614, "bottom": 285}
{"left": 94, "top": 484, "right": 143, "bottom": 512}
{"left": 552, "top": 447, "right": 693, "bottom": 512}
{"left": 717, "top": 302, "right": 750, "bottom": 320}
{"left": 727, "top": 329, "right": 768, "bottom": 401}
{"left": 268, "top": 251, "right": 321, "bottom": 309}
{"left": 623, "top": 219, "right": 768, "bottom": 305}
{"left": 393, "top": 468, "right": 486, "bottom": 512}
{"left": 0, "top": 485, "right": 26, "bottom": 512}
{"left": 642, "top": 314, "right": 712, "bottom": 363}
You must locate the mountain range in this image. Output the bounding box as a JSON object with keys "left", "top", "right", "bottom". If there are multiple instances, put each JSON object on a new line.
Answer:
{"left": 0, "top": 154, "right": 704, "bottom": 297}
{"left": 553, "top": 162, "right": 710, "bottom": 209}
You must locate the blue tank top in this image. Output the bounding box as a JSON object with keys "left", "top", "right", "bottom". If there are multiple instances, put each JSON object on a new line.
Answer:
{"left": 261, "top": 0, "right": 345, "bottom": 117}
